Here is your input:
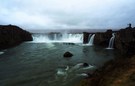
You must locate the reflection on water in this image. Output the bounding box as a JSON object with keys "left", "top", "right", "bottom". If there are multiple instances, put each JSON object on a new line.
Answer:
{"left": 0, "top": 43, "right": 116, "bottom": 86}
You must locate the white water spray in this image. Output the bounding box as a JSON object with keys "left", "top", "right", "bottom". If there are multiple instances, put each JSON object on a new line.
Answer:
{"left": 32, "top": 34, "right": 50, "bottom": 43}
{"left": 32, "top": 33, "right": 83, "bottom": 43}
{"left": 54, "top": 34, "right": 57, "bottom": 40}
{"left": 0, "top": 52, "right": 4, "bottom": 55}
{"left": 106, "top": 33, "right": 115, "bottom": 49}
{"left": 89, "top": 34, "right": 95, "bottom": 45}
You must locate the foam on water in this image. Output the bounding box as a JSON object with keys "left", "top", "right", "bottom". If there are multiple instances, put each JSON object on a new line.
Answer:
{"left": 57, "top": 69, "right": 67, "bottom": 76}
{"left": 56, "top": 63, "right": 96, "bottom": 77}
{"left": 106, "top": 48, "right": 114, "bottom": 50}
{"left": 77, "top": 73, "right": 89, "bottom": 77}
{"left": 82, "top": 65, "right": 96, "bottom": 70}
{"left": 57, "top": 66, "right": 69, "bottom": 76}
{"left": 0, "top": 52, "right": 4, "bottom": 55}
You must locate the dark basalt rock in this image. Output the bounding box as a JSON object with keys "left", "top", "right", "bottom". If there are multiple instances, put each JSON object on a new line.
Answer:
{"left": 130, "top": 72, "right": 135, "bottom": 81}
{"left": 63, "top": 51, "right": 73, "bottom": 57}
{"left": 0, "top": 25, "right": 33, "bottom": 50}
{"left": 93, "top": 25, "right": 135, "bottom": 56}
{"left": 114, "top": 28, "right": 135, "bottom": 56}
{"left": 83, "top": 32, "right": 90, "bottom": 44}
{"left": 82, "top": 24, "right": 135, "bottom": 56}
{"left": 94, "top": 30, "right": 112, "bottom": 47}
{"left": 63, "top": 43, "right": 75, "bottom": 45}
{"left": 83, "top": 63, "right": 89, "bottom": 67}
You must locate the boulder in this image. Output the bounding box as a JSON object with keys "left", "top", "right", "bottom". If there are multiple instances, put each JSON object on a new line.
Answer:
{"left": 63, "top": 51, "right": 73, "bottom": 57}
{"left": 83, "top": 63, "right": 89, "bottom": 67}
{"left": 83, "top": 32, "right": 90, "bottom": 44}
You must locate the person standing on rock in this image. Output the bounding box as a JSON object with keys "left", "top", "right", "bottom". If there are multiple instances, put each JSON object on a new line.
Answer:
{"left": 127, "top": 23, "right": 132, "bottom": 29}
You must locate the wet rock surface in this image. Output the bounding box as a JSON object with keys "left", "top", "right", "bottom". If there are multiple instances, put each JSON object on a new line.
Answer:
{"left": 83, "top": 63, "right": 89, "bottom": 67}
{"left": 83, "top": 32, "right": 90, "bottom": 44}
{"left": 63, "top": 51, "right": 73, "bottom": 57}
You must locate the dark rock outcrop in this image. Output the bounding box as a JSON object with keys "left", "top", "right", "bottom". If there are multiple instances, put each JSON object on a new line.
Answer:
{"left": 78, "top": 25, "right": 135, "bottom": 86}
{"left": 63, "top": 43, "right": 75, "bottom": 45}
{"left": 93, "top": 27, "right": 135, "bottom": 56}
{"left": 0, "top": 25, "right": 33, "bottom": 50}
{"left": 83, "top": 63, "right": 89, "bottom": 67}
{"left": 114, "top": 28, "right": 135, "bottom": 56}
{"left": 83, "top": 32, "right": 90, "bottom": 44}
{"left": 63, "top": 51, "right": 73, "bottom": 58}
{"left": 94, "top": 30, "right": 112, "bottom": 47}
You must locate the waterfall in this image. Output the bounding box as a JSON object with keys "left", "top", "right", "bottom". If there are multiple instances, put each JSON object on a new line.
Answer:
{"left": 54, "top": 34, "right": 57, "bottom": 40}
{"left": 32, "top": 34, "right": 50, "bottom": 43}
{"left": 89, "top": 34, "right": 95, "bottom": 45}
{"left": 62, "top": 33, "right": 83, "bottom": 43}
{"left": 32, "top": 33, "right": 83, "bottom": 43}
{"left": 88, "top": 34, "right": 92, "bottom": 42}
{"left": 107, "top": 33, "right": 115, "bottom": 49}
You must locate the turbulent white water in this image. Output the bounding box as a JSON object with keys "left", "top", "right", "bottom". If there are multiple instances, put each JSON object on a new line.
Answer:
{"left": 89, "top": 34, "right": 95, "bottom": 45}
{"left": 0, "top": 52, "right": 4, "bottom": 55}
{"left": 106, "top": 33, "right": 115, "bottom": 49}
{"left": 32, "top": 33, "right": 83, "bottom": 43}
{"left": 82, "top": 34, "right": 95, "bottom": 46}
{"left": 55, "top": 63, "right": 96, "bottom": 83}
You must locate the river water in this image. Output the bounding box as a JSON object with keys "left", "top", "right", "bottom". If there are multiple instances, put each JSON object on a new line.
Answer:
{"left": 0, "top": 34, "right": 116, "bottom": 86}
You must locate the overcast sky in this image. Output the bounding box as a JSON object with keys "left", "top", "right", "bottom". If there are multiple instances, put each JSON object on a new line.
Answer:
{"left": 0, "top": 0, "right": 135, "bottom": 30}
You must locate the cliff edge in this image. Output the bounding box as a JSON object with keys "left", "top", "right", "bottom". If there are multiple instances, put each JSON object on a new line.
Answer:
{"left": 0, "top": 25, "right": 33, "bottom": 50}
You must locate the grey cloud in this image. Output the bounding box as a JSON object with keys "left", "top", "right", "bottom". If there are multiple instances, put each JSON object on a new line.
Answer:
{"left": 0, "top": 0, "right": 135, "bottom": 30}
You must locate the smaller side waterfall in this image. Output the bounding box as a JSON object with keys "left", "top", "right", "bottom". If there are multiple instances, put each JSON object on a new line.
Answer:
{"left": 89, "top": 34, "right": 95, "bottom": 45}
{"left": 88, "top": 34, "right": 92, "bottom": 42}
{"left": 107, "top": 33, "right": 115, "bottom": 49}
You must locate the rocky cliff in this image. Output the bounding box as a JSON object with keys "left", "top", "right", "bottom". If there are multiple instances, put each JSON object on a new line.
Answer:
{"left": 83, "top": 32, "right": 90, "bottom": 44}
{"left": 94, "top": 30, "right": 112, "bottom": 47}
{"left": 114, "top": 28, "right": 135, "bottom": 56}
{"left": 79, "top": 26, "right": 135, "bottom": 86}
{"left": 92, "top": 27, "right": 135, "bottom": 56}
{"left": 0, "top": 25, "right": 33, "bottom": 50}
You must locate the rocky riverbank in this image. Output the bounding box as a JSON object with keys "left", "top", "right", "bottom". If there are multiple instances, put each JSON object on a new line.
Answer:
{"left": 77, "top": 55, "right": 135, "bottom": 86}
{"left": 79, "top": 26, "right": 135, "bottom": 86}
{"left": 0, "top": 25, "right": 33, "bottom": 50}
